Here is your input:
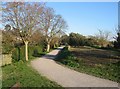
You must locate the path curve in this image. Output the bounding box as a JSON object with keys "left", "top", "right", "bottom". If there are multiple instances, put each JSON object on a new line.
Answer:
{"left": 31, "top": 47, "right": 118, "bottom": 88}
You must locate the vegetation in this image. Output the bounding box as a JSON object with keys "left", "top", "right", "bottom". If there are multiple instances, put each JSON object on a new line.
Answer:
{"left": 56, "top": 46, "right": 120, "bottom": 82}
{"left": 12, "top": 45, "right": 46, "bottom": 62}
{"left": 95, "top": 30, "right": 111, "bottom": 47}
{"left": 39, "top": 7, "right": 68, "bottom": 52}
{"left": 2, "top": 61, "right": 61, "bottom": 88}
{"left": 2, "top": 2, "right": 45, "bottom": 61}
{"left": 2, "top": 2, "right": 66, "bottom": 88}
{"left": 68, "top": 33, "right": 87, "bottom": 46}
{"left": 1, "top": 1, "right": 120, "bottom": 88}
{"left": 2, "top": 2, "right": 67, "bottom": 61}
{"left": 60, "top": 31, "right": 112, "bottom": 48}
{"left": 114, "top": 27, "right": 120, "bottom": 48}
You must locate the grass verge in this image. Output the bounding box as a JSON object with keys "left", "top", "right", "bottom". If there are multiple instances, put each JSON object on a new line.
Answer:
{"left": 2, "top": 60, "right": 61, "bottom": 88}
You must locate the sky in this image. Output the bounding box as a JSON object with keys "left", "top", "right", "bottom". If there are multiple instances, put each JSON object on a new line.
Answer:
{"left": 0, "top": 2, "right": 118, "bottom": 39}
{"left": 46, "top": 2, "right": 118, "bottom": 37}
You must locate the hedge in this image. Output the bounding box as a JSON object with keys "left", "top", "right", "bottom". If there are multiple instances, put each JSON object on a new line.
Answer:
{"left": 12, "top": 45, "right": 43, "bottom": 62}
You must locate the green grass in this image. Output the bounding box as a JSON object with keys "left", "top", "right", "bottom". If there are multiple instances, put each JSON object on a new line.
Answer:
{"left": 2, "top": 60, "right": 61, "bottom": 88}
{"left": 55, "top": 46, "right": 120, "bottom": 83}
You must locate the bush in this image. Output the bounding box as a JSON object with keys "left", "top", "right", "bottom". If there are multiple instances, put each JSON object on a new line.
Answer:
{"left": 32, "top": 46, "right": 46, "bottom": 57}
{"left": 56, "top": 46, "right": 70, "bottom": 60}
{"left": 2, "top": 44, "right": 14, "bottom": 54}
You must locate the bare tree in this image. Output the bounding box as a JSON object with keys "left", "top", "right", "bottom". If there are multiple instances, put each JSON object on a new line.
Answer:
{"left": 39, "top": 7, "right": 68, "bottom": 52}
{"left": 2, "top": 2, "right": 44, "bottom": 61}
{"left": 95, "top": 29, "right": 111, "bottom": 47}
{"left": 29, "top": 29, "right": 46, "bottom": 45}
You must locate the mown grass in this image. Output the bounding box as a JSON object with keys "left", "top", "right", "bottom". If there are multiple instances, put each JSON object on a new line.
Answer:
{"left": 2, "top": 60, "right": 61, "bottom": 88}
{"left": 55, "top": 46, "right": 120, "bottom": 83}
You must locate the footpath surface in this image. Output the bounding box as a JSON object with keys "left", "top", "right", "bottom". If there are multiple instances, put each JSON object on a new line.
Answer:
{"left": 31, "top": 47, "right": 119, "bottom": 88}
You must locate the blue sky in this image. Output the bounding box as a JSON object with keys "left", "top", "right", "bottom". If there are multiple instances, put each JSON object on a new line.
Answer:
{"left": 1, "top": 2, "right": 118, "bottom": 38}
{"left": 46, "top": 2, "right": 118, "bottom": 37}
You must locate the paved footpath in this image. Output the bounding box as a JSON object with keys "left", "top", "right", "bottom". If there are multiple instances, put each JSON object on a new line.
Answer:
{"left": 31, "top": 47, "right": 119, "bottom": 88}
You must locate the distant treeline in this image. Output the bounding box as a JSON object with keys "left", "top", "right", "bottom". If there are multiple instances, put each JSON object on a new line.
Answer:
{"left": 60, "top": 31, "right": 120, "bottom": 49}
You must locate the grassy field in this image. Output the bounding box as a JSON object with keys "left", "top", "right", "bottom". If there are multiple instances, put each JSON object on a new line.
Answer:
{"left": 2, "top": 60, "right": 61, "bottom": 88}
{"left": 56, "top": 46, "right": 120, "bottom": 82}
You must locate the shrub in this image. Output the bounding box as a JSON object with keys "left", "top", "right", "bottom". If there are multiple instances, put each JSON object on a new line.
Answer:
{"left": 2, "top": 44, "right": 14, "bottom": 54}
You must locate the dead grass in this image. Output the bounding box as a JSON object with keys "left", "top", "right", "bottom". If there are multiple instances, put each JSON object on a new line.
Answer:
{"left": 70, "top": 46, "right": 120, "bottom": 67}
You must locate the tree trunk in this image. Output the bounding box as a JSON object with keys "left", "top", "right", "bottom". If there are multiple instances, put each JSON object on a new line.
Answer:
{"left": 24, "top": 41, "right": 28, "bottom": 61}
{"left": 47, "top": 43, "right": 50, "bottom": 52}
{"left": 54, "top": 44, "right": 56, "bottom": 48}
